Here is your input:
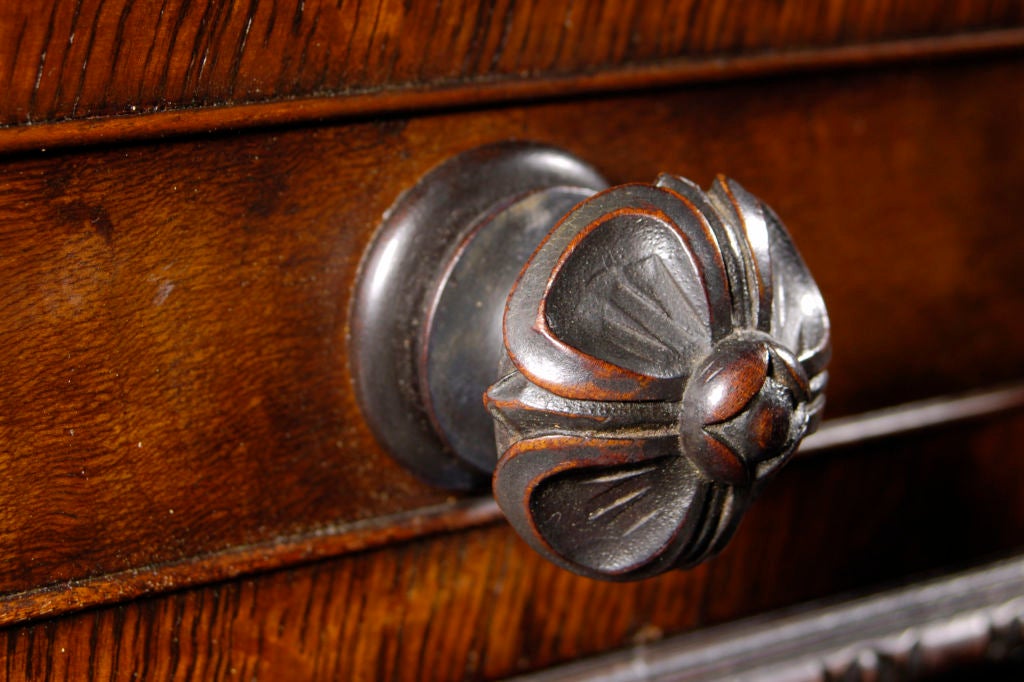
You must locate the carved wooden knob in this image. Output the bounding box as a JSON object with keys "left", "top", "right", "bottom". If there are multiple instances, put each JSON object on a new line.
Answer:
{"left": 352, "top": 143, "right": 830, "bottom": 580}
{"left": 485, "top": 174, "right": 829, "bottom": 580}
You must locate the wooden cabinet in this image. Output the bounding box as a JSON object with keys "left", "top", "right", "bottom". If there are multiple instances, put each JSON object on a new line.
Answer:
{"left": 1, "top": 2, "right": 1023, "bottom": 679}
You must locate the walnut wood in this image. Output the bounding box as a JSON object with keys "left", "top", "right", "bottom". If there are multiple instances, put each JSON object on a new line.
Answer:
{"left": 2, "top": 410, "right": 1024, "bottom": 680}
{"left": 1, "top": 0, "right": 1022, "bottom": 133}
{"left": 0, "top": 382, "right": 1019, "bottom": 629}
{"left": 1, "top": 56, "right": 1023, "bottom": 619}
{"left": 800, "top": 383, "right": 1024, "bottom": 453}
{"left": 0, "top": 498, "right": 503, "bottom": 629}
{"left": 3, "top": 27, "right": 1024, "bottom": 157}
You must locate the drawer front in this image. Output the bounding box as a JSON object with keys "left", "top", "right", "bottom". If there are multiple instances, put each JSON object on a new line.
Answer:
{"left": 1, "top": 54, "right": 1023, "bottom": 644}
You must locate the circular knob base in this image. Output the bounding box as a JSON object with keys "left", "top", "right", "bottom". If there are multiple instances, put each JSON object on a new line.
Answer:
{"left": 350, "top": 143, "right": 607, "bottom": 490}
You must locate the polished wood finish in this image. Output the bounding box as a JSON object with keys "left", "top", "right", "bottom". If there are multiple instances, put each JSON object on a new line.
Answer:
{"left": 2, "top": 0, "right": 1022, "bottom": 131}
{"left": 2, "top": 410, "right": 1024, "bottom": 680}
{"left": 1, "top": 382, "right": 1020, "bottom": 630}
{"left": 2, "top": 56, "right": 1024, "bottom": 623}
{"left": 0, "top": 0, "right": 1019, "bottom": 677}
{"left": 3, "top": 28, "right": 1024, "bottom": 157}
{"left": 0, "top": 498, "right": 503, "bottom": 628}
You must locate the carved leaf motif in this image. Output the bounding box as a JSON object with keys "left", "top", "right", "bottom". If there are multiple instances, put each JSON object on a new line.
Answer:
{"left": 531, "top": 457, "right": 704, "bottom": 575}
{"left": 492, "top": 435, "right": 707, "bottom": 577}
{"left": 502, "top": 184, "right": 734, "bottom": 402}
{"left": 544, "top": 222, "right": 714, "bottom": 379}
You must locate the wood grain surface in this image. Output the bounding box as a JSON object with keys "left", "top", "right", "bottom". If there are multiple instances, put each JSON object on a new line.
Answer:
{"left": 2, "top": 411, "right": 1024, "bottom": 680}
{"left": 1, "top": 0, "right": 1023, "bottom": 131}
{"left": 2, "top": 27, "right": 1024, "bottom": 157}
{"left": 1, "top": 55, "right": 1023, "bottom": 619}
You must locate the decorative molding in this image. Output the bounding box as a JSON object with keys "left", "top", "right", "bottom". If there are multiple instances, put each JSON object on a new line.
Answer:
{"left": 511, "top": 555, "right": 1024, "bottom": 681}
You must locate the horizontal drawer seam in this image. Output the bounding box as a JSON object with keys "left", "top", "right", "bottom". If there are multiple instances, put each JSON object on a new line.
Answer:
{"left": 0, "top": 27, "right": 1022, "bottom": 157}
{"left": 2, "top": 381, "right": 1022, "bottom": 628}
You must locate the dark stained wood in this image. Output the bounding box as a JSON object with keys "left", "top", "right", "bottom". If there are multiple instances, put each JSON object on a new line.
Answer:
{"left": 1, "top": 0, "right": 1023, "bottom": 133}
{"left": 0, "top": 1, "right": 1020, "bottom": 677}
{"left": 3, "top": 27, "right": 1024, "bottom": 157}
{"left": 700, "top": 412, "right": 1024, "bottom": 627}
{"left": 2, "top": 410, "right": 1024, "bottom": 680}
{"left": 0, "top": 383, "right": 1020, "bottom": 630}
{"left": 0, "top": 498, "right": 503, "bottom": 629}
{"left": 800, "top": 383, "right": 1024, "bottom": 453}
{"left": 1, "top": 55, "right": 1024, "bottom": 621}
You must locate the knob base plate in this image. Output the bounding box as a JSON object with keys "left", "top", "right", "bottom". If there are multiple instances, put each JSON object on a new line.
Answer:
{"left": 350, "top": 143, "right": 607, "bottom": 490}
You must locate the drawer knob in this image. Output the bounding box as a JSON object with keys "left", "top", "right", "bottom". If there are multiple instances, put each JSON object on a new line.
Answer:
{"left": 352, "top": 143, "right": 830, "bottom": 580}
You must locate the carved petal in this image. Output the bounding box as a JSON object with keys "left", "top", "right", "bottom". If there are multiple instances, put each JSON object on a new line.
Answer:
{"left": 707, "top": 177, "right": 774, "bottom": 332}
{"left": 503, "top": 184, "right": 733, "bottom": 402}
{"left": 762, "top": 204, "right": 831, "bottom": 384}
{"left": 493, "top": 435, "right": 708, "bottom": 578}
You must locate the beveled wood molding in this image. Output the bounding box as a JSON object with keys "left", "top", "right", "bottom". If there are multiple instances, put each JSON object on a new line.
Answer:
{"left": 0, "top": 497, "right": 503, "bottom": 629}
{"left": 800, "top": 383, "right": 1024, "bottom": 454}
{"left": 0, "top": 383, "right": 1020, "bottom": 629}
{"left": 510, "top": 555, "right": 1024, "bottom": 681}
{"left": 1, "top": 27, "right": 1023, "bottom": 156}
{"left": 5, "top": 0, "right": 1024, "bottom": 127}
